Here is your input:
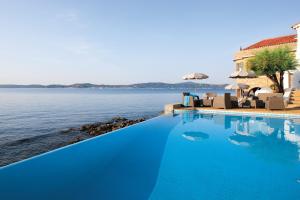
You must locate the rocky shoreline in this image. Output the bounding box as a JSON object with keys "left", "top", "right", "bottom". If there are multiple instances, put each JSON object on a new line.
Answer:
{"left": 67, "top": 117, "right": 145, "bottom": 143}
{"left": 0, "top": 117, "right": 146, "bottom": 167}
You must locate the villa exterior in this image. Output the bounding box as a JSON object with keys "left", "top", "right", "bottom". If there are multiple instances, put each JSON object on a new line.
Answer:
{"left": 233, "top": 22, "right": 300, "bottom": 90}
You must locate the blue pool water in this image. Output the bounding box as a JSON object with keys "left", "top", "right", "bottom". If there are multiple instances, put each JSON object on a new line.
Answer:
{"left": 1, "top": 111, "right": 300, "bottom": 199}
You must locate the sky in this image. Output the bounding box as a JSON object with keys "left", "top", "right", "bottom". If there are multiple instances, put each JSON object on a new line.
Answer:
{"left": 0, "top": 0, "right": 299, "bottom": 85}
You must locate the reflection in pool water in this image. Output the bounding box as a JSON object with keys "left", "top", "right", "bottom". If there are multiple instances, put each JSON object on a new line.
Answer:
{"left": 228, "top": 134, "right": 257, "bottom": 147}
{"left": 180, "top": 110, "right": 300, "bottom": 162}
{"left": 150, "top": 112, "right": 300, "bottom": 199}
{"left": 182, "top": 131, "right": 209, "bottom": 141}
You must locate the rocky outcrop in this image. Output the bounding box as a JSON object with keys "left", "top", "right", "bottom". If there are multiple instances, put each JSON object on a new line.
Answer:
{"left": 68, "top": 117, "right": 145, "bottom": 143}
{"left": 80, "top": 117, "right": 145, "bottom": 136}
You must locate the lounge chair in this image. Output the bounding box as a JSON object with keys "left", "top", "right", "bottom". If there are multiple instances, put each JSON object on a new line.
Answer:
{"left": 265, "top": 96, "right": 285, "bottom": 110}
{"left": 212, "top": 93, "right": 232, "bottom": 109}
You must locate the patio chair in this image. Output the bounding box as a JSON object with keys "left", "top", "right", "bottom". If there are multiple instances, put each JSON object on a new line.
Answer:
{"left": 257, "top": 93, "right": 283, "bottom": 102}
{"left": 206, "top": 92, "right": 217, "bottom": 98}
{"left": 230, "top": 96, "right": 238, "bottom": 108}
{"left": 257, "top": 93, "right": 283, "bottom": 109}
{"left": 238, "top": 96, "right": 251, "bottom": 108}
{"left": 265, "top": 96, "right": 285, "bottom": 110}
{"left": 247, "top": 96, "right": 265, "bottom": 108}
{"left": 212, "top": 93, "right": 232, "bottom": 109}
{"left": 182, "top": 93, "right": 202, "bottom": 107}
{"left": 249, "top": 99, "right": 265, "bottom": 108}
{"left": 202, "top": 92, "right": 217, "bottom": 107}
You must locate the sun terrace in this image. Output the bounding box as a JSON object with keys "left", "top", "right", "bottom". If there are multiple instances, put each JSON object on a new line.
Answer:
{"left": 165, "top": 22, "right": 300, "bottom": 117}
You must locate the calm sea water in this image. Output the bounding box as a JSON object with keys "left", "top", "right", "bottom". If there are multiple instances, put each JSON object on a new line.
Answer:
{"left": 0, "top": 88, "right": 228, "bottom": 145}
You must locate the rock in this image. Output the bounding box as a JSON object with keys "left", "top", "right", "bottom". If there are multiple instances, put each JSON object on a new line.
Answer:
{"left": 111, "top": 117, "right": 127, "bottom": 123}
{"left": 61, "top": 127, "right": 79, "bottom": 134}
{"left": 69, "top": 136, "right": 82, "bottom": 144}
{"left": 88, "top": 130, "right": 99, "bottom": 136}
{"left": 79, "top": 117, "right": 145, "bottom": 137}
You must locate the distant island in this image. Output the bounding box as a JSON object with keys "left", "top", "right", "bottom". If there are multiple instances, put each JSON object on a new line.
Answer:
{"left": 0, "top": 82, "right": 228, "bottom": 89}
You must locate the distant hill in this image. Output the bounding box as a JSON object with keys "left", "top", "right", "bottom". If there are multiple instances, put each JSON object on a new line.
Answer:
{"left": 0, "top": 82, "right": 227, "bottom": 89}
{"left": 130, "top": 82, "right": 227, "bottom": 89}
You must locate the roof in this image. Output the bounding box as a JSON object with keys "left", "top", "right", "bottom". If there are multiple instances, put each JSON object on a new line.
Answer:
{"left": 243, "top": 34, "right": 297, "bottom": 50}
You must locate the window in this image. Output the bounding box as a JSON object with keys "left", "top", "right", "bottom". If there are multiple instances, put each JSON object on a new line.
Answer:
{"left": 236, "top": 62, "right": 244, "bottom": 71}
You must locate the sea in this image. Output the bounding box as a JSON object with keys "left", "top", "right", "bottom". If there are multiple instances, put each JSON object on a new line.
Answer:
{"left": 0, "top": 88, "right": 229, "bottom": 165}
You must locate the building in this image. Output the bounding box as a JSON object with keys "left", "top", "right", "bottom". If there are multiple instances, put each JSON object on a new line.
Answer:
{"left": 233, "top": 22, "right": 300, "bottom": 90}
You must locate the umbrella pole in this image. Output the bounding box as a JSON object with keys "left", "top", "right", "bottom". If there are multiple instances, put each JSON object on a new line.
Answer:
{"left": 195, "top": 80, "right": 200, "bottom": 94}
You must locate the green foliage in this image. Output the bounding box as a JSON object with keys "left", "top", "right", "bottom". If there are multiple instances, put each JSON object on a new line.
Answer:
{"left": 247, "top": 47, "right": 298, "bottom": 93}
{"left": 248, "top": 47, "right": 297, "bottom": 76}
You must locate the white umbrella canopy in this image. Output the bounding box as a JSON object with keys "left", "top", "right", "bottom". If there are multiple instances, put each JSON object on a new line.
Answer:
{"left": 229, "top": 70, "right": 256, "bottom": 79}
{"left": 225, "top": 83, "right": 249, "bottom": 90}
{"left": 182, "top": 73, "right": 209, "bottom": 80}
{"left": 255, "top": 87, "right": 273, "bottom": 95}
{"left": 182, "top": 72, "right": 209, "bottom": 93}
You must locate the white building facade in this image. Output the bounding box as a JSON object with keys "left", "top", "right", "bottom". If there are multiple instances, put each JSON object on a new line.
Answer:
{"left": 291, "top": 22, "right": 300, "bottom": 89}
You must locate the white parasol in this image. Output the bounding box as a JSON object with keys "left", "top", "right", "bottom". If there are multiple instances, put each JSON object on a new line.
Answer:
{"left": 182, "top": 72, "right": 209, "bottom": 93}
{"left": 225, "top": 83, "right": 249, "bottom": 90}
{"left": 229, "top": 70, "right": 256, "bottom": 79}
{"left": 182, "top": 72, "right": 209, "bottom": 80}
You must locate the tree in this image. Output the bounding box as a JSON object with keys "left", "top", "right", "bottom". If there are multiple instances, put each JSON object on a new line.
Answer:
{"left": 247, "top": 47, "right": 298, "bottom": 93}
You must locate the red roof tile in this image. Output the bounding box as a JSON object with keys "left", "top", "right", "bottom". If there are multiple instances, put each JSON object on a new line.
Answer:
{"left": 243, "top": 34, "right": 297, "bottom": 50}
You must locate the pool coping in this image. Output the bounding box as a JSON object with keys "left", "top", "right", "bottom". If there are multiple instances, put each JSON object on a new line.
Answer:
{"left": 174, "top": 108, "right": 300, "bottom": 119}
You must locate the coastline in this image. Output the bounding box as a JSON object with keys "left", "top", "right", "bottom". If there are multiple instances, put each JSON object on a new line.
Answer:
{"left": 0, "top": 116, "right": 150, "bottom": 167}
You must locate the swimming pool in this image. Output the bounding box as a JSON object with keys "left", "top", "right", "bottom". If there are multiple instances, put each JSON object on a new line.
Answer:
{"left": 1, "top": 110, "right": 300, "bottom": 199}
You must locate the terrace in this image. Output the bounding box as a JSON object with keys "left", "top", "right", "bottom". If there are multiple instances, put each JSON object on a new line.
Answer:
{"left": 167, "top": 21, "right": 300, "bottom": 118}
{"left": 165, "top": 91, "right": 300, "bottom": 117}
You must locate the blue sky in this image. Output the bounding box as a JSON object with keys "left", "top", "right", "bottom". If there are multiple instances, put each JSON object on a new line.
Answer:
{"left": 0, "top": 0, "right": 299, "bottom": 84}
